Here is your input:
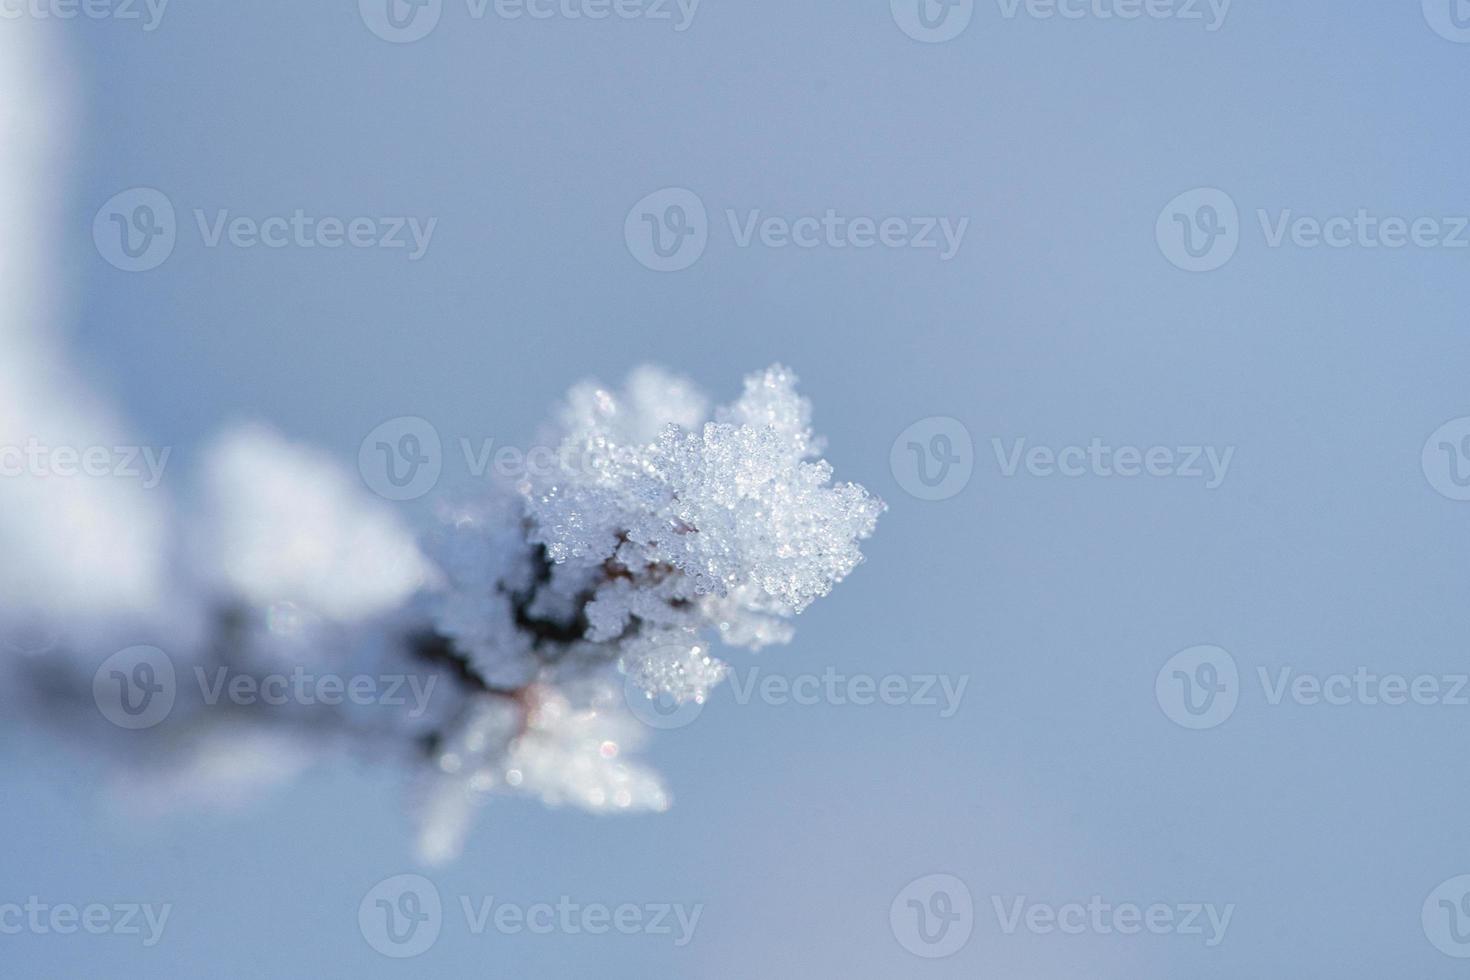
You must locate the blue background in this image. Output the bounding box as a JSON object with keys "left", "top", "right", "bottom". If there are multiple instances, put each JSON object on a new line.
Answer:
{"left": 7, "top": 1, "right": 1470, "bottom": 975}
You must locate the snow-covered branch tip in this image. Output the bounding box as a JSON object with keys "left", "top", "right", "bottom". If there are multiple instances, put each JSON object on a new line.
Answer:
{"left": 3, "top": 365, "right": 883, "bottom": 863}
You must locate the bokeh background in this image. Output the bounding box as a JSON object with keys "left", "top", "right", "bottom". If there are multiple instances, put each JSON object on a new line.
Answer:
{"left": 7, "top": 1, "right": 1470, "bottom": 975}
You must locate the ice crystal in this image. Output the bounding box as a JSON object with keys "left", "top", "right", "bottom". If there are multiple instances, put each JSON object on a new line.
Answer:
{"left": 511, "top": 365, "right": 883, "bottom": 692}
{"left": 406, "top": 365, "right": 881, "bottom": 854}
{"left": 3, "top": 360, "right": 881, "bottom": 864}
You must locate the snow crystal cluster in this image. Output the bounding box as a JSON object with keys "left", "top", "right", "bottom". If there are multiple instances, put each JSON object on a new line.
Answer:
{"left": 412, "top": 364, "right": 882, "bottom": 857}
{"left": 2, "top": 356, "right": 881, "bottom": 862}
{"left": 432, "top": 365, "right": 883, "bottom": 703}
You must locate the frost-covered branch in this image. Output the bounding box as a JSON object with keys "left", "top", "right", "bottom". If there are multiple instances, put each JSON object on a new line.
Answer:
{"left": 5, "top": 363, "right": 882, "bottom": 862}
{"left": 0, "top": 28, "right": 881, "bottom": 864}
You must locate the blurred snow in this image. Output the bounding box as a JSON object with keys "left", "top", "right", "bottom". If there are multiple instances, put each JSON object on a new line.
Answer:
{"left": 196, "top": 424, "right": 436, "bottom": 622}
{"left": 0, "top": 27, "right": 174, "bottom": 629}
